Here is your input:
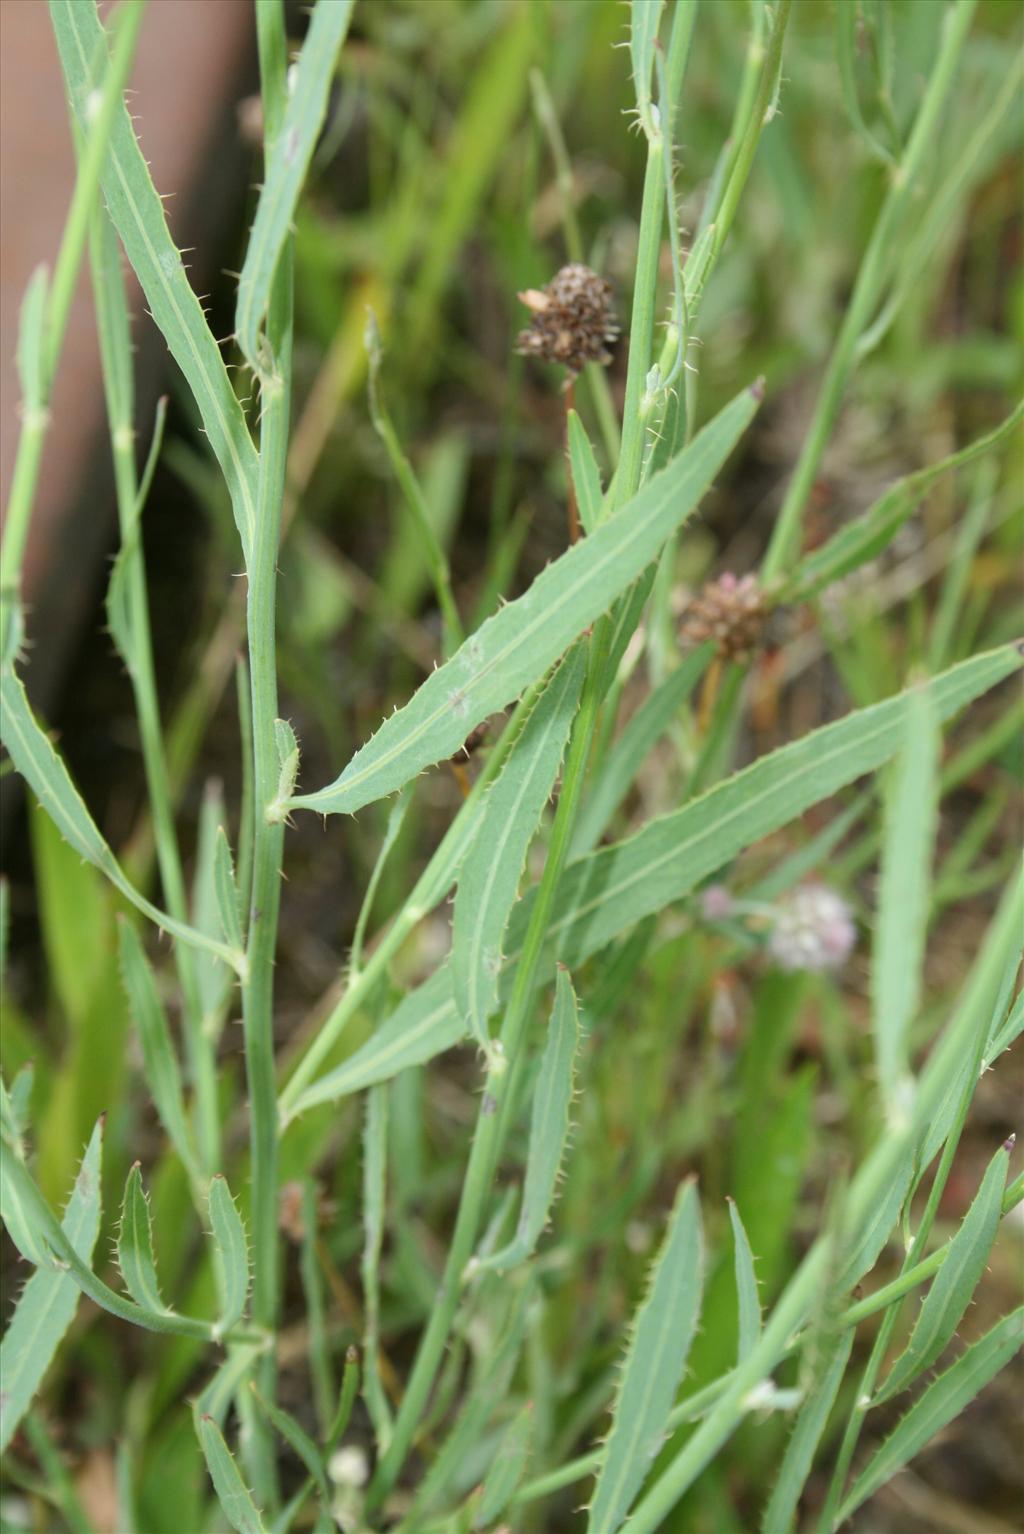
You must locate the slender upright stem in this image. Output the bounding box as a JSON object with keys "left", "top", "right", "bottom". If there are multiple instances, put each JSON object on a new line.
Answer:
{"left": 763, "top": 0, "right": 978, "bottom": 580}
{"left": 239, "top": 0, "right": 292, "bottom": 1506}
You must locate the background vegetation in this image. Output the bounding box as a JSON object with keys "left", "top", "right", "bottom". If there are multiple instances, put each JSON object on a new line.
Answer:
{"left": 1, "top": 1, "right": 1021, "bottom": 1531}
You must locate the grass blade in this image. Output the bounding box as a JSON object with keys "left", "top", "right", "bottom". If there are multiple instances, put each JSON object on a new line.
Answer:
{"left": 567, "top": 410, "right": 605, "bottom": 534}
{"left": 587, "top": 1179, "right": 703, "bottom": 1534}
{"left": 529, "top": 645, "right": 1019, "bottom": 975}
{"left": 0, "top": 1120, "right": 103, "bottom": 1452}
{"left": 118, "top": 921, "right": 199, "bottom": 1179}
{"left": 728, "top": 1198, "right": 762, "bottom": 1362}
{"left": 286, "top": 967, "right": 464, "bottom": 1117}
{"left": 872, "top": 684, "right": 940, "bottom": 1118}
{"left": 289, "top": 384, "right": 761, "bottom": 817}
{"left": 760, "top": 1329, "right": 853, "bottom": 1534}
{"left": 571, "top": 644, "right": 712, "bottom": 857}
{"left": 452, "top": 647, "right": 585, "bottom": 1053}
{"left": 362, "top": 1084, "right": 392, "bottom": 1451}
{"left": 781, "top": 403, "right": 1023, "bottom": 605}
{"left": 213, "top": 826, "right": 244, "bottom": 953}
{"left": 208, "top": 1174, "right": 250, "bottom": 1336}
{"left": 196, "top": 1413, "right": 269, "bottom": 1534}
{"left": 117, "top": 1162, "right": 169, "bottom": 1315}
{"left": 1, "top": 666, "right": 245, "bottom": 974}
{"left": 235, "top": 0, "right": 354, "bottom": 375}
{"left": 874, "top": 1139, "right": 1011, "bottom": 1403}
{"left": 477, "top": 968, "right": 581, "bottom": 1273}
{"left": 250, "top": 1386, "right": 330, "bottom": 1502}
{"left": 473, "top": 1399, "right": 534, "bottom": 1528}
{"left": 630, "top": 0, "right": 665, "bottom": 138}
{"left": 836, "top": 1309, "right": 1024, "bottom": 1524}
{"left": 49, "top": 0, "right": 259, "bottom": 559}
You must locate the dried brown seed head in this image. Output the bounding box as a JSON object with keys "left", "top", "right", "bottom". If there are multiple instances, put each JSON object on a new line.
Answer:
{"left": 515, "top": 263, "right": 619, "bottom": 375}
{"left": 680, "top": 572, "right": 768, "bottom": 662}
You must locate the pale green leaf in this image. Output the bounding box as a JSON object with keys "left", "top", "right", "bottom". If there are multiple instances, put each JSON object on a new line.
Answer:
{"left": 728, "top": 1199, "right": 761, "bottom": 1362}
{"left": 837, "top": 1309, "right": 1023, "bottom": 1524}
{"left": 630, "top": 0, "right": 665, "bottom": 137}
{"left": 235, "top": 0, "right": 354, "bottom": 374}
{"left": 213, "top": 827, "right": 244, "bottom": 955}
{"left": 474, "top": 1399, "right": 534, "bottom": 1527}
{"left": 118, "top": 921, "right": 198, "bottom": 1177}
{"left": 0, "top": 1120, "right": 103, "bottom": 1452}
{"left": 287, "top": 967, "right": 464, "bottom": 1117}
{"left": 250, "top": 1386, "right": 330, "bottom": 1501}
{"left": 196, "top": 1413, "right": 269, "bottom": 1534}
{"left": 873, "top": 685, "right": 940, "bottom": 1114}
{"left": 875, "top": 1140, "right": 1011, "bottom": 1403}
{"left": 571, "top": 644, "right": 712, "bottom": 858}
{"left": 1, "top": 667, "right": 244, "bottom": 973}
{"left": 117, "top": 1163, "right": 169, "bottom": 1314}
{"left": 192, "top": 783, "right": 233, "bottom": 1032}
{"left": 782, "top": 404, "right": 1023, "bottom": 605}
{"left": 588, "top": 1179, "right": 703, "bottom": 1534}
{"left": 760, "top": 1329, "right": 853, "bottom": 1534}
{"left": 567, "top": 410, "right": 604, "bottom": 534}
{"left": 453, "top": 647, "right": 585, "bottom": 1050}
{"left": 361, "top": 1084, "right": 392, "bottom": 1451}
{"left": 50, "top": 0, "right": 259, "bottom": 559}
{"left": 208, "top": 1175, "right": 249, "bottom": 1335}
{"left": 16, "top": 264, "right": 48, "bottom": 411}
{"left": 290, "top": 385, "right": 761, "bottom": 816}
{"left": 478, "top": 969, "right": 581, "bottom": 1273}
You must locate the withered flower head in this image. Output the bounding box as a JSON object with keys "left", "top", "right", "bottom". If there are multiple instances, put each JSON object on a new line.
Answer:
{"left": 515, "top": 263, "right": 619, "bottom": 375}
{"left": 680, "top": 572, "right": 767, "bottom": 663}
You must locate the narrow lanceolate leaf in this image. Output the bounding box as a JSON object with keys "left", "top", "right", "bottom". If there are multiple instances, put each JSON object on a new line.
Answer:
{"left": 196, "top": 1414, "right": 269, "bottom": 1534}
{"left": 0, "top": 1120, "right": 102, "bottom": 1453}
{"left": 0, "top": 668, "right": 244, "bottom": 973}
{"left": 782, "top": 403, "right": 1024, "bottom": 605}
{"left": 16, "top": 264, "right": 48, "bottom": 410}
{"left": 453, "top": 647, "right": 585, "bottom": 1050}
{"left": 286, "top": 967, "right": 464, "bottom": 1118}
{"left": 250, "top": 1387, "right": 330, "bottom": 1501}
{"left": 524, "top": 645, "right": 1019, "bottom": 976}
{"left": 192, "top": 784, "right": 233, "bottom": 1033}
{"left": 760, "top": 1329, "right": 853, "bottom": 1534}
{"left": 288, "top": 647, "right": 1022, "bottom": 1118}
{"left": 567, "top": 410, "right": 604, "bottom": 534}
{"left": 629, "top": 0, "right": 665, "bottom": 137}
{"left": 208, "top": 1175, "right": 249, "bottom": 1335}
{"left": 571, "top": 644, "right": 712, "bottom": 858}
{"left": 728, "top": 1199, "right": 761, "bottom": 1362}
{"left": 588, "top": 1179, "right": 704, "bottom": 1534}
{"left": 117, "top": 1164, "right": 169, "bottom": 1314}
{"left": 50, "top": 0, "right": 259, "bottom": 560}
{"left": 235, "top": 0, "right": 354, "bottom": 374}
{"left": 213, "top": 827, "right": 244, "bottom": 953}
{"left": 478, "top": 970, "right": 581, "bottom": 1273}
{"left": 872, "top": 685, "right": 940, "bottom": 1117}
{"left": 118, "top": 921, "right": 198, "bottom": 1177}
{"left": 290, "top": 384, "right": 761, "bottom": 817}
{"left": 473, "top": 1400, "right": 534, "bottom": 1527}
{"left": 875, "top": 1140, "right": 1011, "bottom": 1403}
{"left": 837, "top": 1308, "right": 1024, "bottom": 1524}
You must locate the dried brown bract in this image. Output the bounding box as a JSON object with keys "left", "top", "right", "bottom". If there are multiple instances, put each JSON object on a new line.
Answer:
{"left": 515, "top": 263, "right": 619, "bottom": 375}
{"left": 680, "top": 572, "right": 768, "bottom": 662}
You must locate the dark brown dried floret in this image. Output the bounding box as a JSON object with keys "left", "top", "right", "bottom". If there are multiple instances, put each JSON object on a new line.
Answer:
{"left": 515, "top": 263, "right": 619, "bottom": 375}
{"left": 680, "top": 572, "right": 768, "bottom": 663}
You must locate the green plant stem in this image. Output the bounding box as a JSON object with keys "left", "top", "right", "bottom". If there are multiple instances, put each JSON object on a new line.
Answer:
{"left": 240, "top": 0, "right": 292, "bottom": 1506}
{"left": 1, "top": 0, "right": 144, "bottom": 631}
{"left": 709, "top": 0, "right": 791, "bottom": 268}
{"left": 762, "top": 0, "right": 978, "bottom": 580}
{"left": 816, "top": 912, "right": 1000, "bottom": 1528}
{"left": 91, "top": 218, "right": 218, "bottom": 1174}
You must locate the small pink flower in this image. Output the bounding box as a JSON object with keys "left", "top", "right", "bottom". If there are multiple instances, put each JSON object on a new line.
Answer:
{"left": 701, "top": 884, "right": 735, "bottom": 921}
{"left": 768, "top": 884, "right": 856, "bottom": 973}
